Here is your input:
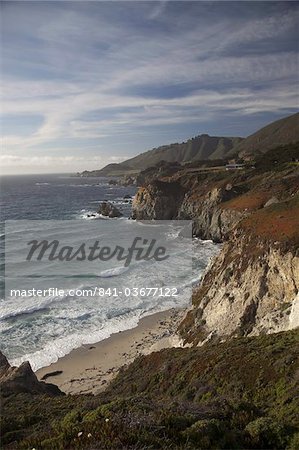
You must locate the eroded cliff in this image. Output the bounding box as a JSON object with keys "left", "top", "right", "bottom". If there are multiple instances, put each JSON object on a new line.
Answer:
{"left": 133, "top": 155, "right": 298, "bottom": 240}
{"left": 132, "top": 148, "right": 299, "bottom": 342}
{"left": 179, "top": 196, "right": 299, "bottom": 344}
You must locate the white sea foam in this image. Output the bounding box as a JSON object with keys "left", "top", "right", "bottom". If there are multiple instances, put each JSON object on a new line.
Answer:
{"left": 10, "top": 302, "right": 183, "bottom": 371}
{"left": 80, "top": 211, "right": 102, "bottom": 220}
{"left": 0, "top": 293, "right": 68, "bottom": 320}
{"left": 79, "top": 210, "right": 128, "bottom": 220}
{"left": 2, "top": 215, "right": 220, "bottom": 372}
{"left": 10, "top": 310, "right": 142, "bottom": 370}
{"left": 98, "top": 266, "right": 129, "bottom": 277}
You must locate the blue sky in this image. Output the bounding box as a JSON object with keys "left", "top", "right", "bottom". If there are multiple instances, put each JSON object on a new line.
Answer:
{"left": 1, "top": 1, "right": 298, "bottom": 174}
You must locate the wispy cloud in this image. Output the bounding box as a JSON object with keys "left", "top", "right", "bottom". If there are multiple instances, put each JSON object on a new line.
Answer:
{"left": 148, "top": 1, "right": 168, "bottom": 20}
{"left": 1, "top": 1, "right": 298, "bottom": 173}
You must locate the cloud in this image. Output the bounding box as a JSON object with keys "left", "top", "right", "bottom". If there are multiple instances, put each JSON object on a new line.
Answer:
{"left": 0, "top": 153, "right": 128, "bottom": 174}
{"left": 1, "top": 1, "right": 298, "bottom": 173}
{"left": 148, "top": 1, "right": 168, "bottom": 20}
{"left": 0, "top": 154, "right": 127, "bottom": 166}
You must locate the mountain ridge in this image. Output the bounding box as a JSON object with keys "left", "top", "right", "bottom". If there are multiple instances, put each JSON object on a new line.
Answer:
{"left": 80, "top": 134, "right": 243, "bottom": 177}
{"left": 79, "top": 112, "right": 299, "bottom": 177}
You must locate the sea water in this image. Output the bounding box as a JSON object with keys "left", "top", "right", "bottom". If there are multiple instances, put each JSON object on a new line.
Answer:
{"left": 0, "top": 174, "right": 219, "bottom": 370}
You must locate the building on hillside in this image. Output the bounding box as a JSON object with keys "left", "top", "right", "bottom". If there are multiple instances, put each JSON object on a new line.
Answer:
{"left": 225, "top": 163, "right": 245, "bottom": 170}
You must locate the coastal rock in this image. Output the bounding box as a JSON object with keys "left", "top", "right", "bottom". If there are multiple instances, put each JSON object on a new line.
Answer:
{"left": 120, "top": 175, "right": 137, "bottom": 186}
{"left": 132, "top": 180, "right": 185, "bottom": 220}
{"left": 0, "top": 351, "right": 63, "bottom": 396}
{"left": 132, "top": 155, "right": 298, "bottom": 240}
{"left": 98, "top": 201, "right": 123, "bottom": 218}
{"left": 178, "top": 185, "right": 247, "bottom": 241}
{"left": 132, "top": 179, "right": 246, "bottom": 240}
{"left": 0, "top": 351, "right": 10, "bottom": 372}
{"left": 179, "top": 199, "right": 299, "bottom": 345}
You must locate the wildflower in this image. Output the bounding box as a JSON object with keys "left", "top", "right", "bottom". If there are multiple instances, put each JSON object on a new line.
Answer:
{"left": 105, "top": 418, "right": 109, "bottom": 423}
{"left": 88, "top": 433, "right": 92, "bottom": 438}
{"left": 78, "top": 431, "right": 83, "bottom": 437}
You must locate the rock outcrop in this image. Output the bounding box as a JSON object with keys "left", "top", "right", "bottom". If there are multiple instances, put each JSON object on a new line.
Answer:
{"left": 178, "top": 184, "right": 248, "bottom": 241}
{"left": 179, "top": 197, "right": 299, "bottom": 345}
{"left": 119, "top": 175, "right": 137, "bottom": 186}
{"left": 0, "top": 351, "right": 63, "bottom": 396}
{"left": 132, "top": 180, "right": 185, "bottom": 220}
{"left": 98, "top": 201, "right": 123, "bottom": 218}
{"left": 132, "top": 176, "right": 250, "bottom": 240}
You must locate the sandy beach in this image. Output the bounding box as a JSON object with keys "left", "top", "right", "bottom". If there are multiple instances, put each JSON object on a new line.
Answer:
{"left": 36, "top": 308, "right": 185, "bottom": 395}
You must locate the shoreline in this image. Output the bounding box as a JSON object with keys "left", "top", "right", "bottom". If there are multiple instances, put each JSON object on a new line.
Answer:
{"left": 36, "top": 308, "right": 185, "bottom": 395}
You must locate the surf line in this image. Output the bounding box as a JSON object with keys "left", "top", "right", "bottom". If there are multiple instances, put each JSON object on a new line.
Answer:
{"left": 26, "top": 237, "right": 169, "bottom": 267}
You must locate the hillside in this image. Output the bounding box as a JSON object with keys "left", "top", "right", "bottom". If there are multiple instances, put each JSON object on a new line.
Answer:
{"left": 80, "top": 135, "right": 243, "bottom": 177}
{"left": 79, "top": 112, "right": 299, "bottom": 177}
{"left": 122, "top": 134, "right": 243, "bottom": 169}
{"left": 79, "top": 163, "right": 138, "bottom": 178}
{"left": 1, "top": 330, "right": 299, "bottom": 449}
{"left": 229, "top": 112, "right": 299, "bottom": 158}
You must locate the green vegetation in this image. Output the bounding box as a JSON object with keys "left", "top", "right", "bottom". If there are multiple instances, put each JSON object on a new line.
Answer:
{"left": 1, "top": 329, "right": 298, "bottom": 449}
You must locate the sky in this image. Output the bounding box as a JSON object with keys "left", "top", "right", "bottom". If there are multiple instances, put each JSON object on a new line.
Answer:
{"left": 1, "top": 1, "right": 298, "bottom": 174}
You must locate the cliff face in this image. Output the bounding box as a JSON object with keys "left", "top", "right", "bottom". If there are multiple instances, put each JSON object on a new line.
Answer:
{"left": 132, "top": 172, "right": 297, "bottom": 241}
{"left": 179, "top": 237, "right": 298, "bottom": 345}
{"left": 132, "top": 175, "right": 248, "bottom": 240}
{"left": 132, "top": 153, "right": 299, "bottom": 343}
{"left": 177, "top": 184, "right": 247, "bottom": 241}
{"left": 179, "top": 196, "right": 299, "bottom": 344}
{"left": 132, "top": 179, "right": 185, "bottom": 220}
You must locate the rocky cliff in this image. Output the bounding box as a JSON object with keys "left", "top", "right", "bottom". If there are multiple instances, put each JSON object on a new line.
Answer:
{"left": 133, "top": 149, "right": 299, "bottom": 239}
{"left": 179, "top": 196, "right": 299, "bottom": 345}
{"left": 132, "top": 146, "right": 299, "bottom": 342}
{"left": 133, "top": 180, "right": 246, "bottom": 241}
{"left": 132, "top": 179, "right": 186, "bottom": 220}
{"left": 177, "top": 183, "right": 247, "bottom": 241}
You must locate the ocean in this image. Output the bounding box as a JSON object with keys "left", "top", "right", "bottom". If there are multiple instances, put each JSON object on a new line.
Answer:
{"left": 0, "top": 174, "right": 219, "bottom": 371}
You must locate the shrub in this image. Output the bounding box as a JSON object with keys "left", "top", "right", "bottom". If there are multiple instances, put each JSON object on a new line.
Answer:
{"left": 245, "top": 416, "right": 289, "bottom": 449}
